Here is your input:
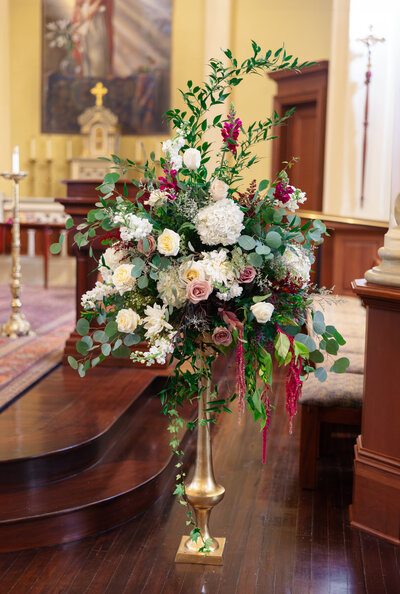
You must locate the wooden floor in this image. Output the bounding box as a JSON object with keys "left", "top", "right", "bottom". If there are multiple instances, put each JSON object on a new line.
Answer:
{"left": 0, "top": 383, "right": 399, "bottom": 593}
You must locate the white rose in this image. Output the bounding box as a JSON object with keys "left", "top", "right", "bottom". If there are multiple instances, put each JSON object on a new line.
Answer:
{"left": 157, "top": 229, "right": 180, "bottom": 256}
{"left": 210, "top": 179, "right": 229, "bottom": 201}
{"left": 250, "top": 302, "right": 275, "bottom": 323}
{"left": 183, "top": 148, "right": 201, "bottom": 171}
{"left": 179, "top": 261, "right": 206, "bottom": 283}
{"left": 112, "top": 264, "right": 136, "bottom": 294}
{"left": 116, "top": 309, "right": 140, "bottom": 334}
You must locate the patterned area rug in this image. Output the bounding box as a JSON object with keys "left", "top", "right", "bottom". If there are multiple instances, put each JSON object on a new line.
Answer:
{"left": 0, "top": 286, "right": 75, "bottom": 411}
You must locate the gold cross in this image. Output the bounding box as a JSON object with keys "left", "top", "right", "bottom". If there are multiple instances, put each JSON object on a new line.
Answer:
{"left": 90, "top": 82, "right": 108, "bottom": 107}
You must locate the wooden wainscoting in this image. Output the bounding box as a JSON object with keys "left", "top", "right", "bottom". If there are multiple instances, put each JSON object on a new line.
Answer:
{"left": 300, "top": 211, "right": 387, "bottom": 295}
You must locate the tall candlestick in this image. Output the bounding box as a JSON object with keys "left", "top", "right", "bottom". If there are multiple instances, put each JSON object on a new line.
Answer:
{"left": 0, "top": 169, "right": 33, "bottom": 338}
{"left": 12, "top": 146, "right": 19, "bottom": 174}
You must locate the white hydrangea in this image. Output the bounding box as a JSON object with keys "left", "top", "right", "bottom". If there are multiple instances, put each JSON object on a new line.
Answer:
{"left": 201, "top": 249, "right": 236, "bottom": 286}
{"left": 81, "top": 281, "right": 117, "bottom": 310}
{"left": 157, "top": 268, "right": 187, "bottom": 308}
{"left": 195, "top": 198, "right": 244, "bottom": 246}
{"left": 131, "top": 333, "right": 176, "bottom": 366}
{"left": 277, "top": 244, "right": 312, "bottom": 287}
{"left": 216, "top": 282, "right": 243, "bottom": 301}
{"left": 99, "top": 246, "right": 130, "bottom": 283}
{"left": 114, "top": 212, "right": 153, "bottom": 242}
{"left": 142, "top": 303, "right": 173, "bottom": 339}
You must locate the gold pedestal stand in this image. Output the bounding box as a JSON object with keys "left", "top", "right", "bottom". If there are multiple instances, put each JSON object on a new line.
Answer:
{"left": 175, "top": 363, "right": 226, "bottom": 565}
{"left": 0, "top": 171, "right": 34, "bottom": 338}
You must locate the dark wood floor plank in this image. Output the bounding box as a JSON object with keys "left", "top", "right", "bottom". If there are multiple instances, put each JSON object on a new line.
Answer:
{"left": 0, "top": 377, "right": 397, "bottom": 592}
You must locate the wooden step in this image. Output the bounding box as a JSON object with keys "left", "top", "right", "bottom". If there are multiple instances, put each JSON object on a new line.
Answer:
{"left": 0, "top": 366, "right": 161, "bottom": 487}
{"left": 0, "top": 394, "right": 196, "bottom": 552}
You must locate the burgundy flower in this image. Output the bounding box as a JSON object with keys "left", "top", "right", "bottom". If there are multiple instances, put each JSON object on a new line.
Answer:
{"left": 212, "top": 326, "right": 233, "bottom": 347}
{"left": 239, "top": 266, "right": 256, "bottom": 284}
{"left": 221, "top": 106, "right": 242, "bottom": 156}
{"left": 158, "top": 166, "right": 178, "bottom": 199}
{"left": 273, "top": 181, "right": 294, "bottom": 204}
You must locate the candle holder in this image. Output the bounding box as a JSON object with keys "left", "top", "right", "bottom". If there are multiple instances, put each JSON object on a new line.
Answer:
{"left": 0, "top": 171, "right": 34, "bottom": 338}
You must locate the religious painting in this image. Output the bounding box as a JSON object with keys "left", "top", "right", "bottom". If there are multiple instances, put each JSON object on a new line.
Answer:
{"left": 41, "top": 0, "right": 171, "bottom": 134}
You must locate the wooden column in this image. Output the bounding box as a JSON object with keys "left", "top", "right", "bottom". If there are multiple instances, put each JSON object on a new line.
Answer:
{"left": 351, "top": 279, "right": 400, "bottom": 545}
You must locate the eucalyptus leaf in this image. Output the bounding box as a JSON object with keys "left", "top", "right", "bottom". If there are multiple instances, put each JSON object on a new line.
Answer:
{"left": 124, "top": 334, "right": 141, "bottom": 346}
{"left": 68, "top": 356, "right": 78, "bottom": 370}
{"left": 93, "top": 330, "right": 109, "bottom": 343}
{"left": 101, "top": 343, "right": 111, "bottom": 356}
{"left": 294, "top": 333, "right": 316, "bottom": 352}
{"left": 238, "top": 235, "right": 256, "bottom": 250}
{"left": 76, "top": 318, "right": 90, "bottom": 336}
{"left": 265, "top": 231, "right": 281, "bottom": 249}
{"left": 314, "top": 366, "right": 328, "bottom": 382}
{"left": 330, "top": 357, "right": 350, "bottom": 373}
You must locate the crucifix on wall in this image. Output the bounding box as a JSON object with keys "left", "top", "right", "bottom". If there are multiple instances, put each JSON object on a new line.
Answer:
{"left": 357, "top": 26, "right": 385, "bottom": 209}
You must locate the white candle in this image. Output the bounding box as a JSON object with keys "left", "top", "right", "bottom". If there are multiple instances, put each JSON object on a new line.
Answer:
{"left": 12, "top": 146, "right": 19, "bottom": 173}
{"left": 30, "top": 138, "right": 36, "bottom": 160}
{"left": 66, "top": 139, "right": 72, "bottom": 161}
{"left": 46, "top": 138, "right": 52, "bottom": 161}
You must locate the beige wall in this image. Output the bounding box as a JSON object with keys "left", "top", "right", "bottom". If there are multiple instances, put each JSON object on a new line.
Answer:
{"left": 3, "top": 0, "right": 332, "bottom": 198}
{"left": 0, "top": 0, "right": 11, "bottom": 195}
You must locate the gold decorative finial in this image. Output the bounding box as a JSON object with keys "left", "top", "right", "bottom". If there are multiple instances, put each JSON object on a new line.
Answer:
{"left": 357, "top": 25, "right": 385, "bottom": 69}
{"left": 90, "top": 82, "right": 108, "bottom": 107}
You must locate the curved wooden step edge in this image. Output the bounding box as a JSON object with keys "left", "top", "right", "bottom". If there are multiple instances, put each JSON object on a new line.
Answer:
{"left": 0, "top": 417, "right": 196, "bottom": 552}
{"left": 0, "top": 375, "right": 167, "bottom": 489}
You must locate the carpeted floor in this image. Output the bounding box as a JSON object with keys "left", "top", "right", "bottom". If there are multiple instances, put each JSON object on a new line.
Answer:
{"left": 0, "top": 286, "right": 75, "bottom": 411}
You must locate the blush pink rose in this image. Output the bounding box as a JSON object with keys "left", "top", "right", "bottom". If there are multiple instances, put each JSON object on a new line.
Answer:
{"left": 186, "top": 279, "right": 213, "bottom": 304}
{"left": 239, "top": 266, "right": 256, "bottom": 283}
{"left": 212, "top": 326, "right": 233, "bottom": 347}
{"left": 137, "top": 235, "right": 156, "bottom": 256}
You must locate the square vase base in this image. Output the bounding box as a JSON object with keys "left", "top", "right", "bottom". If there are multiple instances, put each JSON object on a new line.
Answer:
{"left": 175, "top": 536, "right": 226, "bottom": 565}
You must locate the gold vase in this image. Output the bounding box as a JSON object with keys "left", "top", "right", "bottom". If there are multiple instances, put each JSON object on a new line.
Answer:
{"left": 175, "top": 353, "right": 226, "bottom": 565}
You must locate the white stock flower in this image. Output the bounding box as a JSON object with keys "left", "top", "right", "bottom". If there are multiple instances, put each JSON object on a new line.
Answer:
{"left": 116, "top": 309, "right": 141, "bottom": 333}
{"left": 210, "top": 179, "right": 229, "bottom": 201}
{"left": 216, "top": 282, "right": 243, "bottom": 301}
{"left": 81, "top": 282, "right": 117, "bottom": 310}
{"left": 145, "top": 189, "right": 168, "bottom": 208}
{"left": 162, "top": 131, "right": 186, "bottom": 171}
{"left": 114, "top": 212, "right": 153, "bottom": 242}
{"left": 112, "top": 264, "right": 136, "bottom": 295}
{"left": 250, "top": 302, "right": 275, "bottom": 323}
{"left": 157, "top": 229, "right": 180, "bottom": 256}
{"left": 143, "top": 303, "right": 173, "bottom": 338}
{"left": 195, "top": 198, "right": 244, "bottom": 246}
{"left": 200, "top": 249, "right": 235, "bottom": 286}
{"left": 183, "top": 148, "right": 201, "bottom": 171}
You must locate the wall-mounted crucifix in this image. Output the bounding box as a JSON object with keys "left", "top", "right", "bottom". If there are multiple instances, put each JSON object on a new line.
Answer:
{"left": 357, "top": 26, "right": 385, "bottom": 209}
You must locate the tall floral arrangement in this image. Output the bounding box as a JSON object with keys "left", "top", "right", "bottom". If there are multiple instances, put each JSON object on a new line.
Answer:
{"left": 54, "top": 41, "right": 349, "bottom": 546}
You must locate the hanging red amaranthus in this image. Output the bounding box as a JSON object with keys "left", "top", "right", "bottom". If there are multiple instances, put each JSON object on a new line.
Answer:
{"left": 276, "top": 325, "right": 303, "bottom": 434}
{"left": 219, "top": 309, "right": 246, "bottom": 416}
{"left": 261, "top": 389, "right": 272, "bottom": 464}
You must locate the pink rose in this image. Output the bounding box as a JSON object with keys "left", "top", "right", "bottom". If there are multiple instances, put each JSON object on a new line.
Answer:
{"left": 137, "top": 235, "right": 156, "bottom": 256}
{"left": 212, "top": 326, "right": 233, "bottom": 347}
{"left": 186, "top": 279, "right": 213, "bottom": 304}
{"left": 239, "top": 266, "right": 256, "bottom": 284}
